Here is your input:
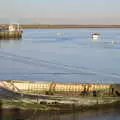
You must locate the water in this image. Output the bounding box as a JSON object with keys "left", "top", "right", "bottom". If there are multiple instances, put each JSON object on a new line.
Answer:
{"left": 0, "top": 28, "right": 120, "bottom": 83}
{"left": 0, "top": 28, "right": 120, "bottom": 119}
{"left": 1, "top": 108, "right": 120, "bottom": 120}
{"left": 27, "top": 108, "right": 120, "bottom": 120}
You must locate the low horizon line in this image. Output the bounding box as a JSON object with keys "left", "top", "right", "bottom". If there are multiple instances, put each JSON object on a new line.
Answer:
{"left": 1, "top": 24, "right": 120, "bottom": 25}
{"left": 1, "top": 24, "right": 120, "bottom": 28}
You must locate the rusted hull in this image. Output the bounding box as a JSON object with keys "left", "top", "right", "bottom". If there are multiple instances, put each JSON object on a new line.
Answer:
{"left": 0, "top": 80, "right": 112, "bottom": 96}
{"left": 0, "top": 31, "right": 23, "bottom": 39}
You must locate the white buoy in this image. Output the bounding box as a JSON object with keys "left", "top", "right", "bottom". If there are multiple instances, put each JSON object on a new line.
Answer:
{"left": 56, "top": 32, "right": 61, "bottom": 36}
{"left": 112, "top": 40, "right": 120, "bottom": 44}
{"left": 112, "top": 40, "right": 115, "bottom": 44}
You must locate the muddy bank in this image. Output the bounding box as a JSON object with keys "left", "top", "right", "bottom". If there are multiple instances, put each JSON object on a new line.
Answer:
{"left": 0, "top": 100, "right": 120, "bottom": 120}
{"left": 15, "top": 24, "right": 120, "bottom": 28}
{"left": 1, "top": 97, "right": 120, "bottom": 111}
{"left": 1, "top": 24, "right": 120, "bottom": 28}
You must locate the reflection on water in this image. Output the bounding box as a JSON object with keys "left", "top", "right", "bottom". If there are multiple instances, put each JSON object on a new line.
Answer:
{"left": 27, "top": 109, "right": 120, "bottom": 120}
{"left": 0, "top": 39, "right": 22, "bottom": 48}
{"left": 0, "top": 108, "right": 120, "bottom": 120}
{"left": 0, "top": 108, "right": 33, "bottom": 120}
{"left": 0, "top": 100, "right": 32, "bottom": 120}
{"left": 0, "top": 98, "right": 119, "bottom": 120}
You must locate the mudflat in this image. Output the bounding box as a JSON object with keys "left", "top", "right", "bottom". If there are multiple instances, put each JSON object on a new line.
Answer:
{"left": 1, "top": 24, "right": 120, "bottom": 28}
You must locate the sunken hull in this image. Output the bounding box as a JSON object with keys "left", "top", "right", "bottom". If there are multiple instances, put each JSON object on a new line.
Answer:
{"left": 0, "top": 31, "right": 23, "bottom": 39}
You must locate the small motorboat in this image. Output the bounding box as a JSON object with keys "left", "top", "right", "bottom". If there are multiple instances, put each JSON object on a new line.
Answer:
{"left": 91, "top": 32, "right": 100, "bottom": 40}
{"left": 0, "top": 24, "right": 23, "bottom": 39}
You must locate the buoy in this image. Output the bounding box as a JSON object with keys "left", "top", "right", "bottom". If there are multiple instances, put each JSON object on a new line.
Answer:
{"left": 112, "top": 40, "right": 120, "bottom": 44}
{"left": 56, "top": 32, "right": 61, "bottom": 36}
{"left": 112, "top": 40, "right": 115, "bottom": 44}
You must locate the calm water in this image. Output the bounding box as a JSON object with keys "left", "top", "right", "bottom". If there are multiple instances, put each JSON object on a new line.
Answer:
{"left": 27, "top": 108, "right": 120, "bottom": 120}
{"left": 0, "top": 28, "right": 120, "bottom": 119}
{"left": 1, "top": 108, "right": 120, "bottom": 120}
{"left": 0, "top": 28, "right": 120, "bottom": 83}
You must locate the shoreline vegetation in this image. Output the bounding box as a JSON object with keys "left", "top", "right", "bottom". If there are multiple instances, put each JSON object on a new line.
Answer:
{"left": 1, "top": 96, "right": 120, "bottom": 111}
{"left": 0, "top": 97, "right": 120, "bottom": 119}
{"left": 0, "top": 96, "right": 120, "bottom": 120}
{"left": 1, "top": 100, "right": 120, "bottom": 120}
{"left": 1, "top": 24, "right": 120, "bottom": 28}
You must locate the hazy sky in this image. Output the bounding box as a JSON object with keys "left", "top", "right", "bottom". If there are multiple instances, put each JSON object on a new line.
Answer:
{"left": 0, "top": 0, "right": 120, "bottom": 24}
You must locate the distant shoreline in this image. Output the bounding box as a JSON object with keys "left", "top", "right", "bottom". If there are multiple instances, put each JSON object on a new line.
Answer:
{"left": 1, "top": 24, "right": 120, "bottom": 28}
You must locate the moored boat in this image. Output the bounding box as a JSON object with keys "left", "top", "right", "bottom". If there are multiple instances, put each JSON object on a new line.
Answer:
{"left": 91, "top": 32, "right": 100, "bottom": 40}
{"left": 0, "top": 24, "right": 23, "bottom": 39}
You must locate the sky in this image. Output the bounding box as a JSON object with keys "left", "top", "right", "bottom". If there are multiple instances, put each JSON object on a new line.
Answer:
{"left": 0, "top": 0, "right": 120, "bottom": 24}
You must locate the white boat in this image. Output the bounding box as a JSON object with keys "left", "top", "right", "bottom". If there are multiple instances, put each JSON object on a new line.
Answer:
{"left": 91, "top": 32, "right": 100, "bottom": 40}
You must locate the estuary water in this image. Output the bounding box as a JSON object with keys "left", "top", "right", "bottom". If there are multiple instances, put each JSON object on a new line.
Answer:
{"left": 1, "top": 107, "right": 120, "bottom": 120}
{"left": 27, "top": 108, "right": 120, "bottom": 120}
{"left": 0, "top": 28, "right": 120, "bottom": 83}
